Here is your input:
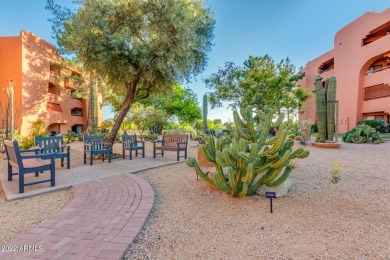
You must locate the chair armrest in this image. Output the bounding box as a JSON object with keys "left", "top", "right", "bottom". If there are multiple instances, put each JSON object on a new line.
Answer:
{"left": 21, "top": 153, "right": 55, "bottom": 160}
{"left": 153, "top": 140, "right": 163, "bottom": 143}
{"left": 20, "top": 147, "right": 42, "bottom": 153}
{"left": 177, "top": 141, "right": 188, "bottom": 148}
{"left": 60, "top": 144, "right": 70, "bottom": 152}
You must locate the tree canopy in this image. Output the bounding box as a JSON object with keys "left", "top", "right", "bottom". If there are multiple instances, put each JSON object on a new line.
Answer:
{"left": 205, "top": 55, "right": 310, "bottom": 119}
{"left": 47, "top": 0, "right": 214, "bottom": 143}
{"left": 148, "top": 84, "right": 202, "bottom": 123}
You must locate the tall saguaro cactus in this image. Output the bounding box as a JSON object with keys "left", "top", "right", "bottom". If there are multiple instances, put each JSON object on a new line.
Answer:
{"left": 326, "top": 76, "right": 337, "bottom": 141}
{"left": 203, "top": 94, "right": 208, "bottom": 134}
{"left": 187, "top": 105, "right": 310, "bottom": 197}
{"left": 314, "top": 75, "right": 337, "bottom": 141}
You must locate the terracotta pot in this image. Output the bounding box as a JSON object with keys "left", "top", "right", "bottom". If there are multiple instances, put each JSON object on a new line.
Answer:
{"left": 197, "top": 147, "right": 214, "bottom": 167}
{"left": 312, "top": 142, "right": 341, "bottom": 148}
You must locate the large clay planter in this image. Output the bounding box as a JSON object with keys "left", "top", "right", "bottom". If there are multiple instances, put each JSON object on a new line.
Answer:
{"left": 312, "top": 142, "right": 341, "bottom": 148}
{"left": 197, "top": 147, "right": 214, "bottom": 167}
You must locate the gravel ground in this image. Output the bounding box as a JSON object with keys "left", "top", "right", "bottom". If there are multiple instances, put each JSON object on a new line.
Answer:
{"left": 125, "top": 141, "right": 390, "bottom": 259}
{"left": 0, "top": 186, "right": 74, "bottom": 243}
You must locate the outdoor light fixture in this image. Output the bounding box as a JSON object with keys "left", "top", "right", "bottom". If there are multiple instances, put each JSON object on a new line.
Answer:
{"left": 265, "top": 192, "right": 276, "bottom": 213}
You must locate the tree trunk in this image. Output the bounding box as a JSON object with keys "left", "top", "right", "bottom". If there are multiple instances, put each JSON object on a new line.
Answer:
{"left": 106, "top": 84, "right": 136, "bottom": 144}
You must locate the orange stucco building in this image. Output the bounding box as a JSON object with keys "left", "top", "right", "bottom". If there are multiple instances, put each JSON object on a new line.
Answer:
{"left": 0, "top": 30, "right": 102, "bottom": 137}
{"left": 299, "top": 8, "right": 390, "bottom": 133}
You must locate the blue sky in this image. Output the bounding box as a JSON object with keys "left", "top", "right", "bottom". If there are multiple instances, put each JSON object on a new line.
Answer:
{"left": 1, "top": 1, "right": 389, "bottom": 122}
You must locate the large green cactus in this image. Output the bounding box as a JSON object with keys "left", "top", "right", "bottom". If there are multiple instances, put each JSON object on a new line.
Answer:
{"left": 314, "top": 75, "right": 337, "bottom": 141}
{"left": 326, "top": 76, "right": 337, "bottom": 141}
{"left": 186, "top": 105, "right": 310, "bottom": 197}
{"left": 314, "top": 75, "right": 326, "bottom": 141}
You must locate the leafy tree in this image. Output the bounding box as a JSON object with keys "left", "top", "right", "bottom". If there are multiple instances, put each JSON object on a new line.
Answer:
{"left": 130, "top": 104, "right": 168, "bottom": 137}
{"left": 147, "top": 83, "right": 202, "bottom": 124}
{"left": 109, "top": 83, "right": 201, "bottom": 132}
{"left": 47, "top": 0, "right": 214, "bottom": 144}
{"left": 205, "top": 55, "right": 310, "bottom": 119}
{"left": 213, "top": 119, "right": 222, "bottom": 125}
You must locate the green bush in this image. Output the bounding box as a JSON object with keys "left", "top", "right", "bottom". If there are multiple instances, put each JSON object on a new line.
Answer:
{"left": 64, "top": 129, "right": 78, "bottom": 143}
{"left": 311, "top": 124, "right": 318, "bottom": 133}
{"left": 357, "top": 119, "right": 389, "bottom": 133}
{"left": 342, "top": 124, "right": 382, "bottom": 144}
{"left": 141, "top": 134, "right": 158, "bottom": 142}
{"left": 19, "top": 120, "right": 48, "bottom": 149}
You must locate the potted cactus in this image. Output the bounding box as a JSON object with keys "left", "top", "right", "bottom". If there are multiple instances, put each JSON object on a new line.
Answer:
{"left": 312, "top": 75, "right": 341, "bottom": 148}
{"left": 187, "top": 105, "right": 309, "bottom": 197}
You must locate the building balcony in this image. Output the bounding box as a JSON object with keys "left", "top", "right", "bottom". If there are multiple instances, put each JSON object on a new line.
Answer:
{"left": 49, "top": 72, "right": 61, "bottom": 85}
{"left": 364, "top": 84, "right": 390, "bottom": 100}
{"left": 364, "top": 66, "right": 390, "bottom": 88}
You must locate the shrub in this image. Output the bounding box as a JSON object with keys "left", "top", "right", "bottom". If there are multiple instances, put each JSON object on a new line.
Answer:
{"left": 64, "top": 129, "right": 78, "bottom": 143}
{"left": 289, "top": 121, "right": 299, "bottom": 136}
{"left": 311, "top": 124, "right": 318, "bottom": 133}
{"left": 342, "top": 124, "right": 382, "bottom": 144}
{"left": 141, "top": 134, "right": 158, "bottom": 142}
{"left": 19, "top": 120, "right": 48, "bottom": 149}
{"left": 330, "top": 158, "right": 347, "bottom": 184}
{"left": 357, "top": 119, "right": 389, "bottom": 133}
{"left": 298, "top": 119, "right": 313, "bottom": 140}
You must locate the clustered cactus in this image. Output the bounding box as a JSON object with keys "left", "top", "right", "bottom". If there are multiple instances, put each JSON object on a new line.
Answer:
{"left": 314, "top": 74, "right": 337, "bottom": 141}
{"left": 342, "top": 124, "right": 382, "bottom": 144}
{"left": 187, "top": 105, "right": 310, "bottom": 197}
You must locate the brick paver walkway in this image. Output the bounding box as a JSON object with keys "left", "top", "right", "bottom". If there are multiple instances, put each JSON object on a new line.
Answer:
{"left": 0, "top": 174, "right": 154, "bottom": 260}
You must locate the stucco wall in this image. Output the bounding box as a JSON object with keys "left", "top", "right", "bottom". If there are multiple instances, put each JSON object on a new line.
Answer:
{"left": 0, "top": 30, "right": 103, "bottom": 137}
{"left": 300, "top": 8, "right": 390, "bottom": 133}
{"left": 0, "top": 36, "right": 23, "bottom": 130}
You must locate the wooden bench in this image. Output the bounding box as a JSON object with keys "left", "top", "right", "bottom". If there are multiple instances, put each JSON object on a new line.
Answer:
{"left": 84, "top": 135, "right": 112, "bottom": 165}
{"left": 35, "top": 136, "right": 70, "bottom": 169}
{"left": 3, "top": 139, "right": 55, "bottom": 194}
{"left": 153, "top": 134, "right": 188, "bottom": 161}
{"left": 122, "top": 134, "right": 145, "bottom": 160}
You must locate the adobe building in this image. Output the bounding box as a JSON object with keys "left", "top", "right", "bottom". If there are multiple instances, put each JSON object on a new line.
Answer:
{"left": 299, "top": 8, "right": 390, "bottom": 133}
{"left": 0, "top": 30, "right": 102, "bottom": 137}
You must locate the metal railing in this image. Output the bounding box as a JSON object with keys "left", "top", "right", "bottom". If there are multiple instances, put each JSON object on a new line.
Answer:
{"left": 366, "top": 65, "right": 390, "bottom": 75}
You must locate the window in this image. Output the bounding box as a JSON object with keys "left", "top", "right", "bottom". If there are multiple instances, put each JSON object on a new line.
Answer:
{"left": 71, "top": 108, "right": 82, "bottom": 116}
{"left": 48, "top": 82, "right": 60, "bottom": 95}
{"left": 47, "top": 102, "right": 62, "bottom": 112}
{"left": 362, "top": 21, "right": 390, "bottom": 46}
{"left": 318, "top": 58, "right": 334, "bottom": 74}
{"left": 364, "top": 84, "right": 390, "bottom": 100}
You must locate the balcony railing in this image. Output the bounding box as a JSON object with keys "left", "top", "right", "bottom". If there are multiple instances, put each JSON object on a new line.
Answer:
{"left": 366, "top": 65, "right": 390, "bottom": 75}
{"left": 319, "top": 68, "right": 334, "bottom": 74}
{"left": 364, "top": 84, "right": 390, "bottom": 100}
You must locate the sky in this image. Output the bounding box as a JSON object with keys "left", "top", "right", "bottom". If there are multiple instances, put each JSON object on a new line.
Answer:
{"left": 1, "top": 0, "right": 389, "bottom": 123}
